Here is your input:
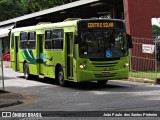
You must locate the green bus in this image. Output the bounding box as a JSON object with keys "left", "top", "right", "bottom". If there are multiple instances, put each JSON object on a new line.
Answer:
{"left": 10, "top": 18, "right": 132, "bottom": 86}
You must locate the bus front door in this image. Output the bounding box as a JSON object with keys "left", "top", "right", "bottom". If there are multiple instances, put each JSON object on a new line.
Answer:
{"left": 66, "top": 33, "right": 74, "bottom": 80}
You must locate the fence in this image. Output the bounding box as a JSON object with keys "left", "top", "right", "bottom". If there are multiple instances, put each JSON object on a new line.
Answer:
{"left": 130, "top": 37, "right": 160, "bottom": 81}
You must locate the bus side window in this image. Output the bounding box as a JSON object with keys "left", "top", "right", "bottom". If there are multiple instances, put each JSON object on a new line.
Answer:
{"left": 52, "top": 29, "right": 64, "bottom": 50}
{"left": 28, "top": 31, "right": 36, "bottom": 49}
{"left": 20, "top": 32, "right": 28, "bottom": 49}
{"left": 45, "top": 30, "right": 52, "bottom": 50}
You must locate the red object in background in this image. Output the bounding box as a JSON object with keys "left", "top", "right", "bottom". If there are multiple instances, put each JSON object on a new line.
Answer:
{"left": 2, "top": 53, "right": 10, "bottom": 61}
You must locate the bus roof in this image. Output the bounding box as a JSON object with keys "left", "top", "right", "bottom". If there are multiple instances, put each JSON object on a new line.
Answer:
{"left": 11, "top": 20, "right": 79, "bottom": 32}
{"left": 11, "top": 18, "right": 125, "bottom": 32}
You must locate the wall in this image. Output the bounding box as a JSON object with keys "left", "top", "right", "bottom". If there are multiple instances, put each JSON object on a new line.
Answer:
{"left": 125, "top": 0, "right": 160, "bottom": 37}
{"left": 124, "top": 0, "right": 160, "bottom": 71}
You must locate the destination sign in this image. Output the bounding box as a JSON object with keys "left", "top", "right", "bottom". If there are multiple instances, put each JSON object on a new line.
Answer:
{"left": 88, "top": 22, "right": 114, "bottom": 28}
{"left": 79, "top": 20, "right": 125, "bottom": 30}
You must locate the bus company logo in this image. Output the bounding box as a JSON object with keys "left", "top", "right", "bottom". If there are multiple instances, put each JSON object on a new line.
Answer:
{"left": 2, "top": 112, "right": 11, "bottom": 117}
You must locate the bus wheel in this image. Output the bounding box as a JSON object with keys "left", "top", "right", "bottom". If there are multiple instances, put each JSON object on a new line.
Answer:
{"left": 97, "top": 80, "right": 108, "bottom": 85}
{"left": 24, "top": 63, "right": 30, "bottom": 80}
{"left": 57, "top": 67, "right": 66, "bottom": 87}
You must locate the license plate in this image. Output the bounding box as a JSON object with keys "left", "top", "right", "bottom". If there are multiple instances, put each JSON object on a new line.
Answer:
{"left": 102, "top": 72, "right": 110, "bottom": 76}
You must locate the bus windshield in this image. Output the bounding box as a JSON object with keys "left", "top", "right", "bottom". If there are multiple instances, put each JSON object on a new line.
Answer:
{"left": 79, "top": 30, "right": 128, "bottom": 59}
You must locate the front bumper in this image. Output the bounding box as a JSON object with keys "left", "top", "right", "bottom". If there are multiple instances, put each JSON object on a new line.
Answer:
{"left": 77, "top": 68, "right": 129, "bottom": 82}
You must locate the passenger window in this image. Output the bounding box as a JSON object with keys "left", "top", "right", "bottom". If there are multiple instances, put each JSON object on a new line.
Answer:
{"left": 20, "top": 32, "right": 28, "bottom": 49}
{"left": 45, "top": 30, "right": 52, "bottom": 49}
{"left": 52, "top": 29, "right": 64, "bottom": 50}
{"left": 28, "top": 32, "right": 36, "bottom": 49}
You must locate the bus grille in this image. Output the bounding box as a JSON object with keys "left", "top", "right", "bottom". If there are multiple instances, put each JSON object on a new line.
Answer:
{"left": 92, "top": 62, "right": 118, "bottom": 67}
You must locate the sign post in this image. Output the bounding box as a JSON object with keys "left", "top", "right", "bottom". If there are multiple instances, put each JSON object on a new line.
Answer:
{"left": 0, "top": 39, "right": 4, "bottom": 91}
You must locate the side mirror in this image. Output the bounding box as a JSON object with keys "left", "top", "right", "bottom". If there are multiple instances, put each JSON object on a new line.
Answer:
{"left": 127, "top": 34, "right": 133, "bottom": 48}
{"left": 74, "top": 35, "right": 78, "bottom": 44}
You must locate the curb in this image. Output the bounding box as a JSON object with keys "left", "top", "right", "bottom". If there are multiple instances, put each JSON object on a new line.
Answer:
{"left": 129, "top": 77, "right": 157, "bottom": 84}
{"left": 0, "top": 93, "right": 24, "bottom": 99}
{"left": 0, "top": 101, "right": 23, "bottom": 108}
{"left": 0, "top": 92, "right": 24, "bottom": 108}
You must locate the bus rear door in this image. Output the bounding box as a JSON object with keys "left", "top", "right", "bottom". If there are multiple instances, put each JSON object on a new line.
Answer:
{"left": 10, "top": 34, "right": 19, "bottom": 71}
{"left": 15, "top": 36, "right": 19, "bottom": 71}
{"left": 37, "top": 34, "right": 44, "bottom": 75}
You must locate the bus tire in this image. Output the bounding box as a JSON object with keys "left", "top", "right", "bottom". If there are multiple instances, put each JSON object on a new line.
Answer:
{"left": 97, "top": 80, "right": 108, "bottom": 85}
{"left": 24, "top": 63, "right": 31, "bottom": 80}
{"left": 57, "top": 67, "right": 66, "bottom": 87}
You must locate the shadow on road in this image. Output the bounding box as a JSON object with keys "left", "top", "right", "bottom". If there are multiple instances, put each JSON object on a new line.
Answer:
{"left": 0, "top": 76, "right": 17, "bottom": 80}
{"left": 0, "top": 90, "right": 9, "bottom": 93}
{"left": 15, "top": 75, "right": 160, "bottom": 93}
{"left": 17, "top": 75, "right": 126, "bottom": 90}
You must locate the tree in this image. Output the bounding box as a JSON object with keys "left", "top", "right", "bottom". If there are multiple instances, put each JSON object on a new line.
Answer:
{"left": 26, "top": 0, "right": 78, "bottom": 13}
{"left": 0, "top": 0, "right": 78, "bottom": 22}
{"left": 152, "top": 25, "right": 160, "bottom": 38}
{"left": 26, "top": 0, "right": 65, "bottom": 12}
{"left": 0, "top": 0, "right": 27, "bottom": 21}
{"left": 152, "top": 25, "right": 160, "bottom": 32}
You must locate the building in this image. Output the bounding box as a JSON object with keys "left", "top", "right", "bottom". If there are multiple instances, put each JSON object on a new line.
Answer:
{"left": 125, "top": 0, "right": 160, "bottom": 71}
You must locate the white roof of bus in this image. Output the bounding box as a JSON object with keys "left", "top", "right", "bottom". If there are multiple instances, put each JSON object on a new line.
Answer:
{"left": 11, "top": 20, "right": 78, "bottom": 32}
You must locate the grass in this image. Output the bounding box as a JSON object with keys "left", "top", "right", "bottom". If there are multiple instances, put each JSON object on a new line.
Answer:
{"left": 130, "top": 71, "right": 160, "bottom": 80}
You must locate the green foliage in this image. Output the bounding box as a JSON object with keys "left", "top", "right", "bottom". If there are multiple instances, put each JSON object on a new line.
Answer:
{"left": 0, "top": 0, "right": 27, "bottom": 21}
{"left": 27, "top": 0, "right": 65, "bottom": 12}
{"left": 131, "top": 71, "right": 158, "bottom": 80}
{"left": 152, "top": 25, "right": 160, "bottom": 32}
{"left": 0, "top": 0, "right": 78, "bottom": 22}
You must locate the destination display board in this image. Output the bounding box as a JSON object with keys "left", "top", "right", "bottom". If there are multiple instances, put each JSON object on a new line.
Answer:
{"left": 87, "top": 22, "right": 114, "bottom": 28}
{"left": 79, "top": 19, "right": 125, "bottom": 30}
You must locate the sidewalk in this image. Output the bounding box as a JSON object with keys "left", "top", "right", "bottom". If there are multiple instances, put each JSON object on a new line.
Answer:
{"left": 0, "top": 90, "right": 23, "bottom": 108}
{"left": 1, "top": 61, "right": 11, "bottom": 68}
{"left": 0, "top": 61, "right": 23, "bottom": 108}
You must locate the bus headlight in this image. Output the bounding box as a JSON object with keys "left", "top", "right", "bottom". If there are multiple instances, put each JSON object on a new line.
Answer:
{"left": 79, "top": 64, "right": 86, "bottom": 69}
{"left": 124, "top": 63, "right": 129, "bottom": 68}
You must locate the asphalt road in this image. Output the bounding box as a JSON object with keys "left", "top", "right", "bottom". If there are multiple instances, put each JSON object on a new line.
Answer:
{"left": 0, "top": 68, "right": 160, "bottom": 120}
